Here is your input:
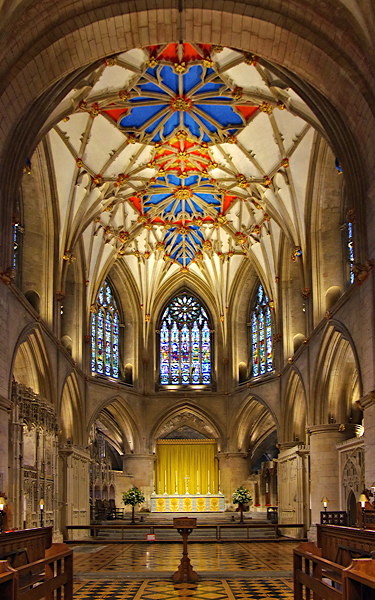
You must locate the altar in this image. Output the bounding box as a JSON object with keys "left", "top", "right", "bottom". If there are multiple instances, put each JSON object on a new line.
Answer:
{"left": 154, "top": 439, "right": 223, "bottom": 512}
{"left": 150, "top": 494, "right": 225, "bottom": 512}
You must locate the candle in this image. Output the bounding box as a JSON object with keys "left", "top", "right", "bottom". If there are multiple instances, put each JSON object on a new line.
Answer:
{"left": 208, "top": 470, "right": 210, "bottom": 489}
{"left": 175, "top": 471, "right": 178, "bottom": 491}
{"left": 164, "top": 470, "right": 167, "bottom": 492}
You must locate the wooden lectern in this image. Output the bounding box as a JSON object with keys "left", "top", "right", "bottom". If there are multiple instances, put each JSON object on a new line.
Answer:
{"left": 172, "top": 517, "right": 199, "bottom": 583}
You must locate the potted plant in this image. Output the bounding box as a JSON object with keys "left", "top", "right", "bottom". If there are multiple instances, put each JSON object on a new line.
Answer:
{"left": 232, "top": 485, "right": 252, "bottom": 523}
{"left": 122, "top": 486, "right": 145, "bottom": 523}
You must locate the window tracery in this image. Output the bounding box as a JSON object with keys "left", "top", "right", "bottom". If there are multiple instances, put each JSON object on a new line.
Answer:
{"left": 91, "top": 281, "right": 120, "bottom": 378}
{"left": 159, "top": 293, "right": 212, "bottom": 385}
{"left": 250, "top": 284, "right": 273, "bottom": 377}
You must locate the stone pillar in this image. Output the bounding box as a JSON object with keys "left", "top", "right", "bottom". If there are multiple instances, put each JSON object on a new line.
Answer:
{"left": 308, "top": 423, "right": 358, "bottom": 530}
{"left": 277, "top": 443, "right": 310, "bottom": 538}
{"left": 359, "top": 391, "right": 375, "bottom": 487}
{"left": 218, "top": 452, "right": 249, "bottom": 507}
{"left": 124, "top": 454, "right": 156, "bottom": 509}
{"left": 0, "top": 396, "right": 11, "bottom": 495}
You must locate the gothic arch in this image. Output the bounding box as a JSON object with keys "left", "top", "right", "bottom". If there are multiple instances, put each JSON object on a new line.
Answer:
{"left": 308, "top": 136, "right": 346, "bottom": 325}
{"left": 234, "top": 394, "right": 277, "bottom": 456}
{"left": 11, "top": 326, "right": 53, "bottom": 402}
{"left": 313, "top": 322, "right": 362, "bottom": 425}
{"left": 282, "top": 369, "right": 307, "bottom": 444}
{"left": 87, "top": 394, "right": 140, "bottom": 454}
{"left": 59, "top": 372, "right": 84, "bottom": 446}
{"left": 150, "top": 403, "right": 223, "bottom": 451}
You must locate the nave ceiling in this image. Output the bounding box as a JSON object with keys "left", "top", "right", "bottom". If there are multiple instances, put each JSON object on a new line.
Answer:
{"left": 37, "top": 42, "right": 328, "bottom": 316}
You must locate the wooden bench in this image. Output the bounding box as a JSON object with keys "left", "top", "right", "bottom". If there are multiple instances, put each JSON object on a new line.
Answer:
{"left": 0, "top": 528, "right": 73, "bottom": 600}
{"left": 294, "top": 525, "right": 375, "bottom": 599}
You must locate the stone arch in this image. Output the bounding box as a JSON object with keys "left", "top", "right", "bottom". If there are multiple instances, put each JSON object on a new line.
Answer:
{"left": 308, "top": 135, "right": 345, "bottom": 325}
{"left": 11, "top": 326, "right": 53, "bottom": 402}
{"left": 59, "top": 372, "right": 84, "bottom": 445}
{"left": 313, "top": 322, "right": 362, "bottom": 425}
{"left": 150, "top": 403, "right": 223, "bottom": 451}
{"left": 87, "top": 394, "right": 141, "bottom": 454}
{"left": 154, "top": 285, "right": 218, "bottom": 389}
{"left": 282, "top": 369, "right": 307, "bottom": 444}
{"left": 0, "top": 2, "right": 372, "bottom": 275}
{"left": 233, "top": 394, "right": 278, "bottom": 461}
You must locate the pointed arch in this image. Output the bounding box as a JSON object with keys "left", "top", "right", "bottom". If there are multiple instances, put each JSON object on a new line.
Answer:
{"left": 59, "top": 372, "right": 84, "bottom": 445}
{"left": 313, "top": 322, "right": 362, "bottom": 425}
{"left": 12, "top": 327, "right": 53, "bottom": 402}
{"left": 233, "top": 394, "right": 277, "bottom": 456}
{"left": 158, "top": 291, "right": 213, "bottom": 386}
{"left": 151, "top": 403, "right": 223, "bottom": 451}
{"left": 91, "top": 279, "right": 120, "bottom": 378}
{"left": 249, "top": 283, "right": 274, "bottom": 378}
{"left": 282, "top": 369, "right": 307, "bottom": 444}
{"left": 87, "top": 394, "right": 141, "bottom": 454}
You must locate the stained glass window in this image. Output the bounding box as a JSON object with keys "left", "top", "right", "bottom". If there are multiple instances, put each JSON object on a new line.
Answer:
{"left": 12, "top": 222, "right": 22, "bottom": 271}
{"left": 91, "top": 281, "right": 120, "bottom": 378}
{"left": 347, "top": 221, "right": 355, "bottom": 284}
{"left": 159, "top": 293, "right": 212, "bottom": 385}
{"left": 250, "top": 284, "right": 273, "bottom": 378}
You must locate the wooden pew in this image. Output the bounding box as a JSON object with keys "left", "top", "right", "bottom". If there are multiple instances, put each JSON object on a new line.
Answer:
{"left": 294, "top": 525, "right": 375, "bottom": 599}
{"left": 317, "top": 524, "right": 375, "bottom": 565}
{"left": 0, "top": 528, "right": 73, "bottom": 600}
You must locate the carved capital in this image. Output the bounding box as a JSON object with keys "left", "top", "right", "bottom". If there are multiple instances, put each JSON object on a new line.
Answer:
{"left": 307, "top": 423, "right": 358, "bottom": 436}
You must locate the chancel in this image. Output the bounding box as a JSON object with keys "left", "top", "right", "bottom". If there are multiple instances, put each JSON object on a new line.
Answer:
{"left": 0, "top": 1, "right": 375, "bottom": 599}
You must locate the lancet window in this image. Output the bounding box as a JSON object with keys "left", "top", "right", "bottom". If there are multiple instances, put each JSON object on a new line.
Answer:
{"left": 159, "top": 293, "right": 212, "bottom": 385}
{"left": 250, "top": 284, "right": 273, "bottom": 378}
{"left": 347, "top": 221, "right": 355, "bottom": 284}
{"left": 91, "top": 281, "right": 120, "bottom": 378}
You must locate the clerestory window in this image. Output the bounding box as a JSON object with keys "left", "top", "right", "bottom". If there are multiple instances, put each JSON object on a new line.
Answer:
{"left": 91, "top": 281, "right": 120, "bottom": 378}
{"left": 159, "top": 293, "right": 212, "bottom": 386}
{"left": 250, "top": 284, "right": 273, "bottom": 378}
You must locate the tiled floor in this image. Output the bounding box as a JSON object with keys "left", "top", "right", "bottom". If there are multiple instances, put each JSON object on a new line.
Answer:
{"left": 73, "top": 542, "right": 297, "bottom": 599}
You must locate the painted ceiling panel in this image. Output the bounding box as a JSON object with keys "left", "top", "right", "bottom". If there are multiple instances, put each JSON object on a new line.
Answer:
{"left": 42, "top": 42, "right": 326, "bottom": 312}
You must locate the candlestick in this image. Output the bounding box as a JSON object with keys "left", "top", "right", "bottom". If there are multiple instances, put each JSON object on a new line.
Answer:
{"left": 175, "top": 471, "right": 178, "bottom": 494}
{"left": 164, "top": 470, "right": 167, "bottom": 495}
{"left": 207, "top": 470, "right": 211, "bottom": 494}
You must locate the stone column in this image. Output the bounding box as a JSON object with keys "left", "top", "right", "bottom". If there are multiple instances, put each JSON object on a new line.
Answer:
{"left": 0, "top": 396, "right": 11, "bottom": 495}
{"left": 124, "top": 454, "right": 156, "bottom": 509}
{"left": 308, "top": 423, "right": 358, "bottom": 531}
{"left": 359, "top": 391, "right": 375, "bottom": 487}
{"left": 218, "top": 452, "right": 249, "bottom": 506}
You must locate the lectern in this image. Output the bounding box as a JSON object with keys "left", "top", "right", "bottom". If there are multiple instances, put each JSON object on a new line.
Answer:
{"left": 172, "top": 517, "right": 199, "bottom": 583}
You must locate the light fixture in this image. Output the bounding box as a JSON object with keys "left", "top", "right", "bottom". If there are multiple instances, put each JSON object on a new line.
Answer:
{"left": 321, "top": 496, "right": 329, "bottom": 511}
{"left": 39, "top": 498, "right": 44, "bottom": 527}
{"left": 359, "top": 492, "right": 368, "bottom": 529}
{"left": 0, "top": 497, "right": 6, "bottom": 533}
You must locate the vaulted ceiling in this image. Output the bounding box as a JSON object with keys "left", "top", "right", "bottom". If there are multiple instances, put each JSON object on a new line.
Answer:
{"left": 43, "top": 42, "right": 325, "bottom": 313}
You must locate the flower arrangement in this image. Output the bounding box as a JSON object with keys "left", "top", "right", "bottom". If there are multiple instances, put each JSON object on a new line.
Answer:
{"left": 122, "top": 487, "right": 145, "bottom": 523}
{"left": 232, "top": 485, "right": 252, "bottom": 505}
{"left": 232, "top": 485, "right": 252, "bottom": 522}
